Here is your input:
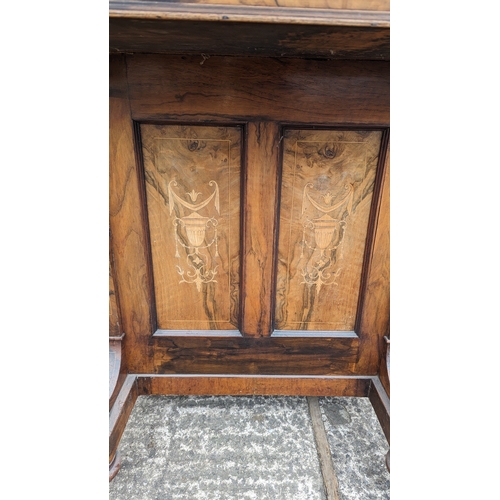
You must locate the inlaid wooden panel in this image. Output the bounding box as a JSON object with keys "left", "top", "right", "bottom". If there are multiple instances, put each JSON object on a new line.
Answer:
{"left": 275, "top": 129, "right": 382, "bottom": 331}
{"left": 141, "top": 125, "right": 241, "bottom": 331}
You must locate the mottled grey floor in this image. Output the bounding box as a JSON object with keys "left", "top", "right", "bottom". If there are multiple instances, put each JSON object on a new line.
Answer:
{"left": 319, "top": 397, "right": 390, "bottom": 500}
{"left": 110, "top": 395, "right": 389, "bottom": 500}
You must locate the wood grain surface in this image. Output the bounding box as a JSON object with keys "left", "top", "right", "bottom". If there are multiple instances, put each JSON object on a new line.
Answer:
{"left": 138, "top": 374, "right": 371, "bottom": 396}
{"left": 112, "top": 0, "right": 389, "bottom": 11}
{"left": 241, "top": 122, "right": 280, "bottom": 337}
{"left": 109, "top": 375, "right": 138, "bottom": 464}
{"left": 368, "top": 376, "right": 389, "bottom": 443}
{"left": 356, "top": 137, "right": 389, "bottom": 373}
{"left": 109, "top": 230, "right": 128, "bottom": 411}
{"left": 109, "top": 55, "right": 156, "bottom": 372}
{"left": 109, "top": 242, "right": 123, "bottom": 337}
{"left": 110, "top": 18, "right": 388, "bottom": 60}
{"left": 152, "top": 334, "right": 359, "bottom": 374}
{"left": 125, "top": 55, "right": 389, "bottom": 126}
{"left": 110, "top": 52, "right": 389, "bottom": 379}
{"left": 141, "top": 125, "right": 241, "bottom": 330}
{"left": 275, "top": 129, "right": 382, "bottom": 331}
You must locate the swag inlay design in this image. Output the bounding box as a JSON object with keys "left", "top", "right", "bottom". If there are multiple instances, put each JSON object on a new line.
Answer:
{"left": 275, "top": 129, "right": 382, "bottom": 331}
{"left": 141, "top": 125, "right": 241, "bottom": 331}
{"left": 168, "top": 179, "right": 221, "bottom": 292}
{"left": 299, "top": 181, "right": 353, "bottom": 293}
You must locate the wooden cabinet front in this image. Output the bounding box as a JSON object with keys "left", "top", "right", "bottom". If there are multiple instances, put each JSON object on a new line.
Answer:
{"left": 110, "top": 53, "right": 389, "bottom": 380}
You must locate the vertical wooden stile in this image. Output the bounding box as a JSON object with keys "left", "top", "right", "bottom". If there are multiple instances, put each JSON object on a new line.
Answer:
{"left": 356, "top": 136, "right": 390, "bottom": 373}
{"left": 241, "top": 122, "right": 281, "bottom": 337}
{"left": 109, "top": 54, "right": 156, "bottom": 372}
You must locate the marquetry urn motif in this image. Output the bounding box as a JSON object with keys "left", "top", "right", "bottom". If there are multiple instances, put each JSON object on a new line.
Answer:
{"left": 275, "top": 129, "right": 383, "bottom": 332}
{"left": 140, "top": 125, "right": 241, "bottom": 331}
{"left": 299, "top": 182, "right": 354, "bottom": 294}
{"left": 168, "top": 179, "right": 221, "bottom": 292}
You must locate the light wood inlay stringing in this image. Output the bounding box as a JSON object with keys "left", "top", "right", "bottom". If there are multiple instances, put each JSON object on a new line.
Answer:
{"left": 275, "top": 129, "right": 382, "bottom": 331}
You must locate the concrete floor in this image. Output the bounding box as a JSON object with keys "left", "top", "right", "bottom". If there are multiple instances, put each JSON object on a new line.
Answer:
{"left": 110, "top": 395, "right": 389, "bottom": 500}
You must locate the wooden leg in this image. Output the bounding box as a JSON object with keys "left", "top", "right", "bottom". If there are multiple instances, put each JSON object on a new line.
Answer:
{"left": 109, "top": 375, "right": 138, "bottom": 482}
{"left": 109, "top": 451, "right": 121, "bottom": 481}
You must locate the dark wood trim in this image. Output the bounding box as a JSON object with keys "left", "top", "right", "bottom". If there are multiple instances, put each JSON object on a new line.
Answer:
{"left": 238, "top": 122, "right": 247, "bottom": 336}
{"left": 109, "top": 2, "right": 390, "bottom": 27}
{"left": 238, "top": 119, "right": 250, "bottom": 336}
{"left": 137, "top": 119, "right": 389, "bottom": 131}
{"left": 151, "top": 335, "right": 359, "bottom": 374}
{"left": 132, "top": 120, "right": 158, "bottom": 336}
{"left": 109, "top": 375, "right": 138, "bottom": 469}
{"left": 125, "top": 55, "right": 389, "bottom": 126}
{"left": 368, "top": 375, "right": 389, "bottom": 443}
{"left": 354, "top": 127, "right": 389, "bottom": 334}
{"left": 110, "top": 18, "right": 389, "bottom": 60}
{"left": 379, "top": 333, "right": 390, "bottom": 397}
{"left": 270, "top": 121, "right": 285, "bottom": 334}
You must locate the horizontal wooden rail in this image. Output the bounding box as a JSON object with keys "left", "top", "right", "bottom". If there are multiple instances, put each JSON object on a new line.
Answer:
{"left": 137, "top": 374, "right": 373, "bottom": 396}
{"left": 109, "top": 2, "right": 390, "bottom": 27}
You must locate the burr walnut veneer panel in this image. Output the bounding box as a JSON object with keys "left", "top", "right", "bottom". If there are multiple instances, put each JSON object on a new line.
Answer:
{"left": 276, "top": 129, "right": 382, "bottom": 331}
{"left": 141, "top": 125, "right": 241, "bottom": 331}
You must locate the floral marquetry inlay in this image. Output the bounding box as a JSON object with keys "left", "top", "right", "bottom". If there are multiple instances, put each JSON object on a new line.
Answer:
{"left": 141, "top": 125, "right": 241, "bottom": 331}
{"left": 275, "top": 129, "right": 383, "bottom": 331}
